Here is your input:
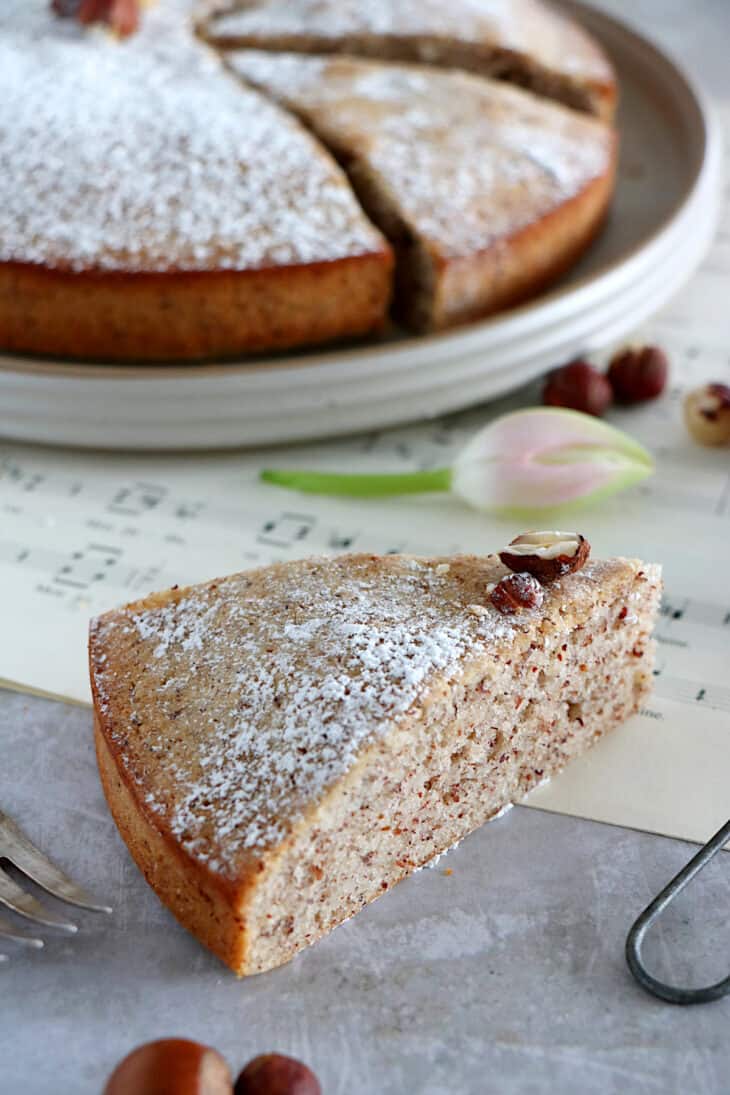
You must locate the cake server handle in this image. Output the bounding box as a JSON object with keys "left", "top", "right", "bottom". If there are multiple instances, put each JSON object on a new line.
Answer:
{"left": 626, "top": 817, "right": 730, "bottom": 1005}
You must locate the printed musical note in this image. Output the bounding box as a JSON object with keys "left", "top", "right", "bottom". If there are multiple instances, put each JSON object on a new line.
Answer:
{"left": 107, "top": 482, "right": 167, "bottom": 516}
{"left": 654, "top": 675, "right": 730, "bottom": 715}
{"left": 51, "top": 543, "right": 123, "bottom": 591}
{"left": 257, "top": 512, "right": 316, "bottom": 548}
{"left": 173, "top": 501, "right": 206, "bottom": 521}
{"left": 0, "top": 539, "right": 30, "bottom": 566}
{"left": 328, "top": 531, "right": 358, "bottom": 550}
{"left": 658, "top": 593, "right": 730, "bottom": 631}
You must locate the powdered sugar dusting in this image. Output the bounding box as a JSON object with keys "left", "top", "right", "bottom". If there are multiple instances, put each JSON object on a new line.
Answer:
{"left": 227, "top": 52, "right": 613, "bottom": 258}
{"left": 0, "top": 0, "right": 382, "bottom": 272}
{"left": 91, "top": 555, "right": 518, "bottom": 873}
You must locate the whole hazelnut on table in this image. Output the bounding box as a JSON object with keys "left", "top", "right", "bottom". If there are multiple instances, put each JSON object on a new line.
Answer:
{"left": 607, "top": 345, "right": 668, "bottom": 404}
{"left": 235, "top": 1054, "right": 321, "bottom": 1095}
{"left": 683, "top": 383, "right": 730, "bottom": 446}
{"left": 103, "top": 1039, "right": 233, "bottom": 1095}
{"left": 542, "top": 360, "right": 613, "bottom": 417}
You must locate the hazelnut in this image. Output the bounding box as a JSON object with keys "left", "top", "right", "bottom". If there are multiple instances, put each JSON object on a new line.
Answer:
{"left": 608, "top": 345, "right": 668, "bottom": 404}
{"left": 104, "top": 1039, "right": 232, "bottom": 1095}
{"left": 683, "top": 383, "right": 730, "bottom": 446}
{"left": 54, "top": 0, "right": 141, "bottom": 36}
{"left": 107, "top": 0, "right": 140, "bottom": 37}
{"left": 235, "top": 1054, "right": 321, "bottom": 1095}
{"left": 490, "top": 573, "right": 544, "bottom": 615}
{"left": 499, "top": 531, "right": 590, "bottom": 583}
{"left": 542, "top": 360, "right": 612, "bottom": 417}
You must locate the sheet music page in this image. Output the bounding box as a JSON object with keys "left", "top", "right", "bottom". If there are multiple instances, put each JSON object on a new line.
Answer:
{"left": 2, "top": 106, "right": 728, "bottom": 847}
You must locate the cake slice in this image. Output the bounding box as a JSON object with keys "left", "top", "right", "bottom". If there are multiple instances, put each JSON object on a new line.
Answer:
{"left": 225, "top": 52, "right": 617, "bottom": 330}
{"left": 90, "top": 543, "right": 660, "bottom": 976}
{"left": 203, "top": 0, "right": 617, "bottom": 121}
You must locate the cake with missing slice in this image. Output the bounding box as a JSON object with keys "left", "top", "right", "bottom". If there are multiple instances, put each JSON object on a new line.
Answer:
{"left": 89, "top": 537, "right": 660, "bottom": 975}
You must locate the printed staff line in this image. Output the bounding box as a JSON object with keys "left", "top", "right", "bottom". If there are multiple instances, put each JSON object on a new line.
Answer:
{"left": 658, "top": 593, "right": 730, "bottom": 630}
{"left": 653, "top": 674, "right": 730, "bottom": 715}
{"left": 0, "top": 469, "right": 335, "bottom": 543}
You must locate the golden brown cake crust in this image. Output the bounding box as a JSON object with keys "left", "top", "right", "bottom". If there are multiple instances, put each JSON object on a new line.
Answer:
{"left": 94, "top": 716, "right": 253, "bottom": 971}
{"left": 0, "top": 254, "right": 393, "bottom": 362}
{"left": 90, "top": 552, "right": 660, "bottom": 975}
{"left": 430, "top": 163, "right": 616, "bottom": 328}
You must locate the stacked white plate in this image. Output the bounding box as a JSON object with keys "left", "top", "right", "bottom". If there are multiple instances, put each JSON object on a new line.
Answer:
{"left": 0, "top": 1, "right": 721, "bottom": 450}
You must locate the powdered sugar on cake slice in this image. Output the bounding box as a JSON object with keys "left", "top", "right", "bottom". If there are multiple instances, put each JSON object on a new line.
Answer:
{"left": 91, "top": 553, "right": 660, "bottom": 974}
{"left": 91, "top": 555, "right": 521, "bottom": 869}
{"left": 226, "top": 51, "right": 613, "bottom": 259}
{"left": 90, "top": 554, "right": 658, "bottom": 877}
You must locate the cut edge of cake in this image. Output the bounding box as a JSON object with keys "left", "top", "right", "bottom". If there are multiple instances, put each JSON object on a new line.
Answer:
{"left": 200, "top": 0, "right": 618, "bottom": 121}
{"left": 89, "top": 550, "right": 660, "bottom": 976}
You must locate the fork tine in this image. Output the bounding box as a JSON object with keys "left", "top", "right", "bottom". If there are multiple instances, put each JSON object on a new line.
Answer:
{"left": 0, "top": 810, "right": 111, "bottom": 914}
{"left": 0, "top": 865, "right": 77, "bottom": 932}
{"left": 0, "top": 914, "right": 44, "bottom": 949}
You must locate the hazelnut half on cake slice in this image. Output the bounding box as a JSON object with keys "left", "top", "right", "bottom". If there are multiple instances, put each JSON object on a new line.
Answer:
{"left": 89, "top": 548, "right": 661, "bottom": 976}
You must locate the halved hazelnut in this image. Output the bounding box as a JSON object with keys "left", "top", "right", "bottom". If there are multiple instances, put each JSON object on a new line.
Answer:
{"left": 683, "top": 383, "right": 730, "bottom": 446}
{"left": 499, "top": 531, "right": 590, "bottom": 583}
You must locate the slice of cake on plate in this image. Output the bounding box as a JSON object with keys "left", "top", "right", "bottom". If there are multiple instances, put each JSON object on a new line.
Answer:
{"left": 203, "top": 0, "right": 617, "bottom": 121}
{"left": 224, "top": 52, "right": 616, "bottom": 330}
{"left": 90, "top": 538, "right": 660, "bottom": 975}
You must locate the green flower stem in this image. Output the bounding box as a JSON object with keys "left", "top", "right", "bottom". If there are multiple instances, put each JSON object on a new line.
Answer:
{"left": 260, "top": 466, "right": 453, "bottom": 498}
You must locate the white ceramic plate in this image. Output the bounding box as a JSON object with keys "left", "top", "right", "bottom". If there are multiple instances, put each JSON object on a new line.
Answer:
{"left": 0, "top": 0, "right": 721, "bottom": 450}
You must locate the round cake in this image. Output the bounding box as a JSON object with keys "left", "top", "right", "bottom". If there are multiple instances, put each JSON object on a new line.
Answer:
{"left": 0, "top": 0, "right": 617, "bottom": 362}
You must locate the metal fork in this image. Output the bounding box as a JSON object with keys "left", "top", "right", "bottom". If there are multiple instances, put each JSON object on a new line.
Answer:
{"left": 0, "top": 809, "right": 111, "bottom": 955}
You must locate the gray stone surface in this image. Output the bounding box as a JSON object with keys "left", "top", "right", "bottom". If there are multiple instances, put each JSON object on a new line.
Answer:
{"left": 2, "top": 685, "right": 730, "bottom": 1095}
{"left": 3, "top": 3, "right": 730, "bottom": 1092}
